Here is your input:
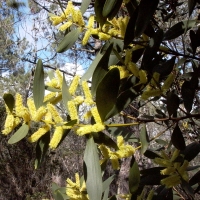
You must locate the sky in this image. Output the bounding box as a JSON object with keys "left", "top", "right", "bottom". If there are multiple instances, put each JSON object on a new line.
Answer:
{"left": 13, "top": 0, "right": 86, "bottom": 77}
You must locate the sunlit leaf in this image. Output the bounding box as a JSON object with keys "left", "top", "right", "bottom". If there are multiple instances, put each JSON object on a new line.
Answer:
{"left": 8, "top": 124, "right": 29, "bottom": 144}
{"left": 80, "top": 0, "right": 91, "bottom": 14}
{"left": 94, "top": 0, "right": 107, "bottom": 26}
{"left": 62, "top": 75, "right": 72, "bottom": 111}
{"left": 84, "top": 137, "right": 102, "bottom": 200}
{"left": 57, "top": 28, "right": 82, "bottom": 53}
{"left": 33, "top": 59, "right": 45, "bottom": 109}
{"left": 139, "top": 125, "right": 149, "bottom": 154}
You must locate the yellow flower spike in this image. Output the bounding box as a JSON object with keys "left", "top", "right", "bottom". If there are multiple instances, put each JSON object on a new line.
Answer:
{"left": 82, "top": 30, "right": 91, "bottom": 46}
{"left": 43, "top": 111, "right": 53, "bottom": 125}
{"left": 82, "top": 81, "right": 95, "bottom": 105}
{"left": 47, "top": 103, "right": 63, "bottom": 123}
{"left": 117, "top": 135, "right": 124, "bottom": 147}
{"left": 67, "top": 101, "right": 79, "bottom": 122}
{"left": 91, "top": 123, "right": 105, "bottom": 132}
{"left": 178, "top": 160, "right": 189, "bottom": 176}
{"left": 98, "top": 32, "right": 111, "bottom": 40}
{"left": 102, "top": 24, "right": 110, "bottom": 33}
{"left": 125, "top": 49, "right": 132, "bottom": 66}
{"left": 147, "top": 190, "right": 154, "bottom": 200}
{"left": 87, "top": 15, "right": 95, "bottom": 29}
{"left": 109, "top": 65, "right": 130, "bottom": 79}
{"left": 28, "top": 125, "right": 50, "bottom": 143}
{"left": 170, "top": 149, "right": 180, "bottom": 162}
{"left": 59, "top": 21, "right": 73, "bottom": 31}
{"left": 61, "top": 1, "right": 74, "bottom": 19}
{"left": 110, "top": 17, "right": 118, "bottom": 27}
{"left": 161, "top": 174, "right": 181, "bottom": 188}
{"left": 99, "top": 144, "right": 110, "bottom": 159}
{"left": 34, "top": 106, "right": 47, "bottom": 121}
{"left": 43, "top": 92, "right": 56, "bottom": 102}
{"left": 69, "top": 75, "right": 80, "bottom": 95}
{"left": 108, "top": 28, "right": 119, "bottom": 36}
{"left": 160, "top": 167, "right": 175, "bottom": 175}
{"left": 141, "top": 89, "right": 162, "bottom": 100}
{"left": 150, "top": 72, "right": 160, "bottom": 88}
{"left": 49, "top": 126, "right": 63, "bottom": 149}
{"left": 73, "top": 96, "right": 84, "bottom": 105}
{"left": 161, "top": 73, "right": 175, "bottom": 92}
{"left": 75, "top": 10, "right": 85, "bottom": 26}
{"left": 90, "top": 28, "right": 99, "bottom": 35}
{"left": 91, "top": 107, "right": 102, "bottom": 123}
{"left": 76, "top": 125, "right": 93, "bottom": 135}
{"left": 2, "top": 114, "right": 15, "bottom": 135}
{"left": 27, "top": 98, "right": 36, "bottom": 118}
{"left": 139, "top": 70, "right": 148, "bottom": 84}
{"left": 128, "top": 62, "right": 139, "bottom": 77}
{"left": 15, "top": 93, "right": 24, "bottom": 114}
{"left": 110, "top": 157, "right": 120, "bottom": 170}
{"left": 83, "top": 111, "right": 92, "bottom": 120}
{"left": 46, "top": 78, "right": 59, "bottom": 89}
{"left": 49, "top": 16, "right": 63, "bottom": 26}
{"left": 154, "top": 158, "right": 172, "bottom": 167}
{"left": 55, "top": 69, "right": 63, "bottom": 87}
{"left": 75, "top": 173, "right": 80, "bottom": 188}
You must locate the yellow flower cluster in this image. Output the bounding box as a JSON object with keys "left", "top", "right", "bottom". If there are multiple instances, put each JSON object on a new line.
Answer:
{"left": 109, "top": 65, "right": 130, "bottom": 79}
{"left": 66, "top": 173, "right": 88, "bottom": 200}
{"left": 99, "top": 136, "right": 135, "bottom": 169}
{"left": 49, "top": 1, "right": 84, "bottom": 31}
{"left": 154, "top": 149, "right": 189, "bottom": 188}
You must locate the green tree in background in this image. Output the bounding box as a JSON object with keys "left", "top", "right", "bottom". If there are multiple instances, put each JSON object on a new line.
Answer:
{"left": 2, "top": 0, "right": 200, "bottom": 200}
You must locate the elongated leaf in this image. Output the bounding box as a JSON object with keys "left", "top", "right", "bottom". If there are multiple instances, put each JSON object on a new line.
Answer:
{"left": 57, "top": 28, "right": 82, "bottom": 53}
{"left": 182, "top": 142, "right": 200, "bottom": 161}
{"left": 8, "top": 124, "right": 29, "bottom": 144}
{"left": 33, "top": 59, "right": 45, "bottom": 109}
{"left": 140, "top": 174, "right": 167, "bottom": 186}
{"left": 144, "top": 150, "right": 161, "bottom": 159}
{"left": 139, "top": 125, "right": 149, "bottom": 154}
{"left": 167, "top": 91, "right": 180, "bottom": 117}
{"left": 171, "top": 124, "right": 186, "bottom": 150}
{"left": 80, "top": 0, "right": 91, "bottom": 14}
{"left": 3, "top": 93, "right": 15, "bottom": 113}
{"left": 92, "top": 132, "right": 118, "bottom": 150}
{"left": 190, "top": 30, "right": 197, "bottom": 54}
{"left": 96, "top": 68, "right": 120, "bottom": 121}
{"left": 135, "top": 0, "right": 159, "bottom": 38}
{"left": 102, "top": 175, "right": 115, "bottom": 192}
{"left": 94, "top": 0, "right": 107, "bottom": 26}
{"left": 84, "top": 137, "right": 102, "bottom": 200}
{"left": 189, "top": 170, "right": 200, "bottom": 185}
{"left": 91, "top": 43, "right": 113, "bottom": 95}
{"left": 129, "top": 157, "right": 140, "bottom": 194}
{"left": 81, "top": 50, "right": 104, "bottom": 81}
{"left": 35, "top": 132, "right": 50, "bottom": 169}
{"left": 188, "top": 0, "right": 197, "bottom": 16}
{"left": 181, "top": 80, "right": 196, "bottom": 113}
{"left": 124, "top": 7, "right": 138, "bottom": 47}
{"left": 62, "top": 75, "right": 72, "bottom": 111}
{"left": 140, "top": 167, "right": 165, "bottom": 175}
{"left": 164, "top": 20, "right": 196, "bottom": 41}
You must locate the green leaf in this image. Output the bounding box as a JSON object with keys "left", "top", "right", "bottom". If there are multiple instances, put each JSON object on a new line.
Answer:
{"left": 102, "top": 175, "right": 115, "bottom": 192}
{"left": 124, "top": 7, "right": 138, "bottom": 47}
{"left": 62, "top": 75, "right": 72, "bottom": 111}
{"left": 139, "top": 125, "right": 149, "bottom": 154}
{"left": 96, "top": 68, "right": 120, "bottom": 121}
{"left": 34, "top": 132, "right": 50, "bottom": 169}
{"left": 91, "top": 42, "right": 113, "bottom": 96}
{"left": 8, "top": 124, "right": 29, "bottom": 144}
{"left": 152, "top": 56, "right": 176, "bottom": 77}
{"left": 57, "top": 28, "right": 82, "bottom": 53}
{"left": 155, "top": 139, "right": 168, "bottom": 146}
{"left": 92, "top": 132, "right": 118, "bottom": 150}
{"left": 135, "top": 0, "right": 159, "bottom": 38}
{"left": 144, "top": 150, "right": 161, "bottom": 159}
{"left": 171, "top": 124, "right": 186, "bottom": 151}
{"left": 167, "top": 91, "right": 180, "bottom": 117}
{"left": 141, "top": 30, "right": 163, "bottom": 71}
{"left": 181, "top": 179, "right": 194, "bottom": 199}
{"left": 140, "top": 174, "right": 167, "bottom": 186}
{"left": 163, "top": 20, "right": 196, "bottom": 41}
{"left": 33, "top": 59, "right": 45, "bottom": 109}
{"left": 188, "top": 0, "right": 197, "bottom": 16}
{"left": 189, "top": 170, "right": 200, "bottom": 186}
{"left": 102, "top": 0, "right": 123, "bottom": 20}
{"left": 181, "top": 79, "right": 197, "bottom": 113}
{"left": 94, "top": 0, "right": 107, "bottom": 26}
{"left": 181, "top": 142, "right": 200, "bottom": 162}
{"left": 80, "top": 0, "right": 91, "bottom": 14}
{"left": 81, "top": 50, "right": 104, "bottom": 81}
{"left": 107, "top": 87, "right": 138, "bottom": 119}
{"left": 129, "top": 157, "right": 140, "bottom": 194}
{"left": 3, "top": 93, "right": 15, "bottom": 113}
{"left": 190, "top": 30, "right": 197, "bottom": 54}
{"left": 84, "top": 137, "right": 102, "bottom": 200}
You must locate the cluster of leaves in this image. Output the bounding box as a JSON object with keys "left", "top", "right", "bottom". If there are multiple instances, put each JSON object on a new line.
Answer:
{"left": 2, "top": 0, "right": 200, "bottom": 199}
